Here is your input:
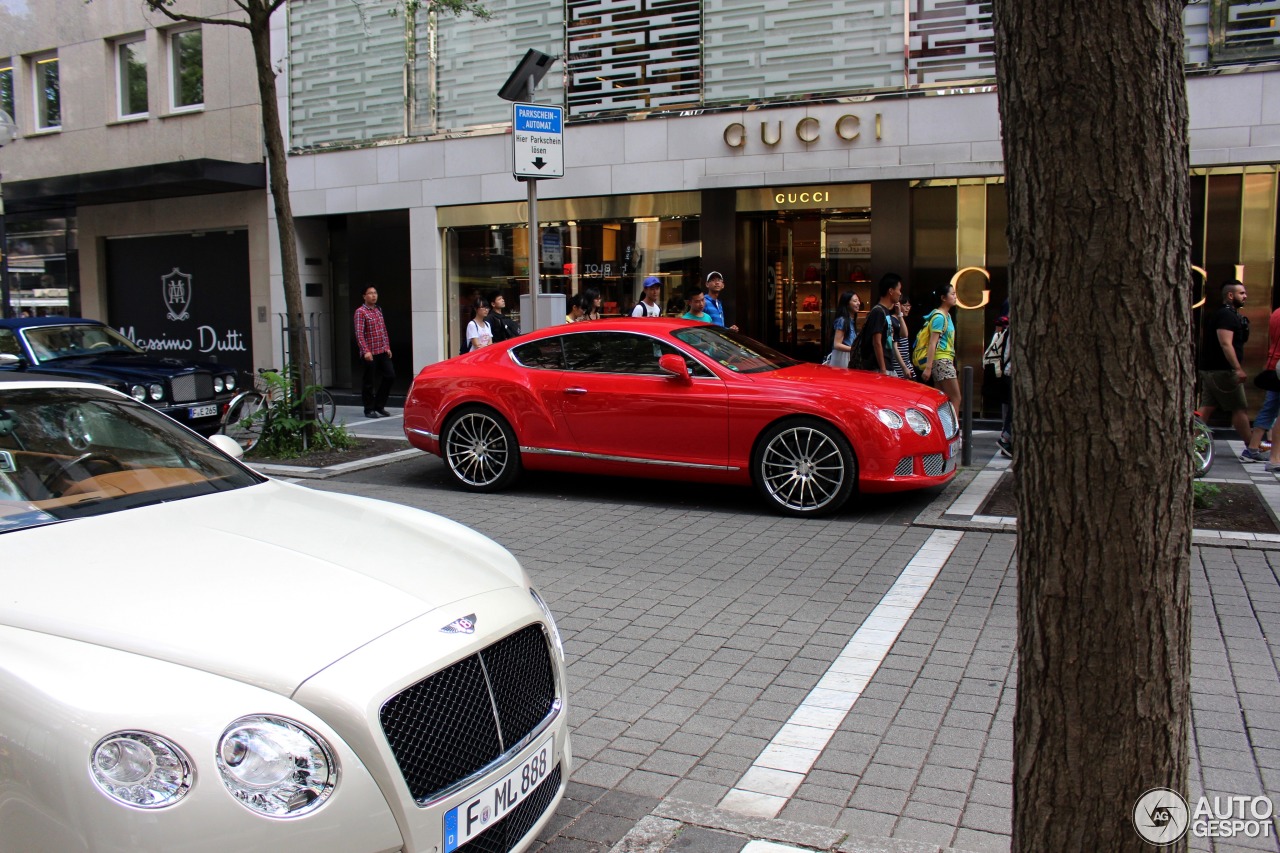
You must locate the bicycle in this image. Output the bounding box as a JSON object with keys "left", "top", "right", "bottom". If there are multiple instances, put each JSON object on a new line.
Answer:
{"left": 220, "top": 368, "right": 336, "bottom": 452}
{"left": 1193, "top": 412, "right": 1214, "bottom": 479}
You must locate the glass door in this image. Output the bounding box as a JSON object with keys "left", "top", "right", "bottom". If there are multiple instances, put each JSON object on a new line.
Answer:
{"left": 761, "top": 214, "right": 823, "bottom": 361}
{"left": 822, "top": 216, "right": 873, "bottom": 352}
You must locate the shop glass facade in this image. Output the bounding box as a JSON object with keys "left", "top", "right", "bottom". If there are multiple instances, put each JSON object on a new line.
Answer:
{"left": 441, "top": 193, "right": 702, "bottom": 353}
{"left": 4, "top": 216, "right": 77, "bottom": 317}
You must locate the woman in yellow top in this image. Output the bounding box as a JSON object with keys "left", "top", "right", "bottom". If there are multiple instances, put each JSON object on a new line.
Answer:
{"left": 914, "top": 283, "right": 961, "bottom": 412}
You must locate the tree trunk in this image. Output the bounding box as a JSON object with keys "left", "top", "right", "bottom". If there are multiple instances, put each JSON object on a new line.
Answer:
{"left": 249, "top": 3, "right": 313, "bottom": 400}
{"left": 992, "top": 2, "right": 1193, "bottom": 850}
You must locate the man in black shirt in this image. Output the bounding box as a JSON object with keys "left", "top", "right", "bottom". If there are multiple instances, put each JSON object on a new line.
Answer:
{"left": 1199, "top": 280, "right": 1254, "bottom": 448}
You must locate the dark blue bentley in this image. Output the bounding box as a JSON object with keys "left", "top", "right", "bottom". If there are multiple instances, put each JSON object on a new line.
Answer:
{"left": 0, "top": 318, "right": 238, "bottom": 435}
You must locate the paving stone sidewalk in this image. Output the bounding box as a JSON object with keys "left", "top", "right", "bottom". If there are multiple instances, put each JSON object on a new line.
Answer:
{"left": 307, "top": 431, "right": 1280, "bottom": 853}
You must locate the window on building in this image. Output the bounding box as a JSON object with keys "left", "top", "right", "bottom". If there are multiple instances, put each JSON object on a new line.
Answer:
{"left": 1210, "top": 0, "right": 1280, "bottom": 63}
{"left": 169, "top": 27, "right": 203, "bottom": 110}
{"left": 0, "top": 63, "right": 13, "bottom": 120}
{"left": 33, "top": 54, "right": 60, "bottom": 130}
{"left": 117, "top": 37, "right": 148, "bottom": 118}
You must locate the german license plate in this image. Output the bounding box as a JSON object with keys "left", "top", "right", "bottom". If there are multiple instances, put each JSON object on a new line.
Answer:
{"left": 949, "top": 437, "right": 962, "bottom": 459}
{"left": 189, "top": 404, "right": 218, "bottom": 419}
{"left": 444, "top": 736, "right": 553, "bottom": 852}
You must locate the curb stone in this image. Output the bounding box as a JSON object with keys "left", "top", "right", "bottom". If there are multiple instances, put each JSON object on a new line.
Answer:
{"left": 246, "top": 447, "right": 422, "bottom": 480}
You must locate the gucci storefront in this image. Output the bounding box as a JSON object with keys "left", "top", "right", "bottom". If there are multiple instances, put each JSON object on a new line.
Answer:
{"left": 440, "top": 168, "right": 1279, "bottom": 416}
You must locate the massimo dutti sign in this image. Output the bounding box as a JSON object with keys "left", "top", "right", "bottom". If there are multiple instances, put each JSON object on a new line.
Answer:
{"left": 723, "top": 112, "right": 883, "bottom": 150}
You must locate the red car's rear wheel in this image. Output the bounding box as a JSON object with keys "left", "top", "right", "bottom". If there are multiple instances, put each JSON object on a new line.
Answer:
{"left": 441, "top": 406, "right": 522, "bottom": 491}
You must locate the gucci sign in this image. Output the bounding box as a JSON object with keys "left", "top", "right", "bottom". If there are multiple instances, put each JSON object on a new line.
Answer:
{"left": 723, "top": 114, "right": 883, "bottom": 149}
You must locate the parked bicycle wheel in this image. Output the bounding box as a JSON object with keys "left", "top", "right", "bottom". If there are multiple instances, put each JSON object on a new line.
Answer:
{"left": 1193, "top": 416, "right": 1214, "bottom": 479}
{"left": 312, "top": 388, "right": 336, "bottom": 424}
{"left": 222, "top": 390, "right": 266, "bottom": 452}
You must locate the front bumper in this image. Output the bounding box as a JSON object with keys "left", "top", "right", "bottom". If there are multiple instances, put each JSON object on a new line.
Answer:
{"left": 155, "top": 395, "right": 235, "bottom": 435}
{"left": 295, "top": 585, "right": 572, "bottom": 853}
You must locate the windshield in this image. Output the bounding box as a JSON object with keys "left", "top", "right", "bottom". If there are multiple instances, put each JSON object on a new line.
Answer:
{"left": 0, "top": 387, "right": 262, "bottom": 533}
{"left": 673, "top": 326, "right": 802, "bottom": 374}
{"left": 21, "top": 324, "right": 145, "bottom": 364}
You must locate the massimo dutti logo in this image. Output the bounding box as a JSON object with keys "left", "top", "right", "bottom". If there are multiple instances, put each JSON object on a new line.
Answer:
{"left": 162, "top": 268, "right": 193, "bottom": 321}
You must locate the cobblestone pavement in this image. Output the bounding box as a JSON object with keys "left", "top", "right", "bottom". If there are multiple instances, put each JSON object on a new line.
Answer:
{"left": 299, "top": 416, "right": 1279, "bottom": 853}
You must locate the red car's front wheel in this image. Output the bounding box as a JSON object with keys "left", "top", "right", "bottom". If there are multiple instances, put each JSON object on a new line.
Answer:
{"left": 752, "top": 418, "right": 856, "bottom": 516}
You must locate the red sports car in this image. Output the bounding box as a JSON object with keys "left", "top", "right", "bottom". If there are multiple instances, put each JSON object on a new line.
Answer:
{"left": 404, "top": 319, "right": 960, "bottom": 516}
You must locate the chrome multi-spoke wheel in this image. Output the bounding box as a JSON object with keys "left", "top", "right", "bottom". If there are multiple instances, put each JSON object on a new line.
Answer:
{"left": 753, "top": 419, "right": 855, "bottom": 516}
{"left": 442, "top": 408, "right": 521, "bottom": 491}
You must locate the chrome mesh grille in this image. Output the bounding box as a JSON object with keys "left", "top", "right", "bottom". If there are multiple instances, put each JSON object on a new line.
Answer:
{"left": 380, "top": 624, "right": 556, "bottom": 804}
{"left": 938, "top": 402, "right": 958, "bottom": 439}
{"left": 894, "top": 456, "right": 915, "bottom": 476}
{"left": 457, "top": 764, "right": 561, "bottom": 853}
{"left": 924, "top": 453, "right": 946, "bottom": 477}
{"left": 170, "top": 373, "right": 214, "bottom": 403}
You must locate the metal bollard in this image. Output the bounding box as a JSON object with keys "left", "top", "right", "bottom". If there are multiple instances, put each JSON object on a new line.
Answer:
{"left": 961, "top": 365, "right": 974, "bottom": 467}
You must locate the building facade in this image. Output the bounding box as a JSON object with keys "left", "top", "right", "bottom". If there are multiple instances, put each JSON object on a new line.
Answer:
{"left": 276, "top": 0, "right": 1280, "bottom": 409}
{"left": 3, "top": 1, "right": 1278, "bottom": 411}
{"left": 0, "top": 0, "right": 268, "bottom": 378}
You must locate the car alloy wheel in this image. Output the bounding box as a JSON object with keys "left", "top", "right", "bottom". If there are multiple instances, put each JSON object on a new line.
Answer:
{"left": 753, "top": 418, "right": 855, "bottom": 516}
{"left": 442, "top": 407, "right": 521, "bottom": 491}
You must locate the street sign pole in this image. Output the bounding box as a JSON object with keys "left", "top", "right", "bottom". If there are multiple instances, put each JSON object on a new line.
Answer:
{"left": 526, "top": 78, "right": 541, "bottom": 334}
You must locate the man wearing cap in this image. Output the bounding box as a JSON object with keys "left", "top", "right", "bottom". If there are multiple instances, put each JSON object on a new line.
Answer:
{"left": 632, "top": 276, "right": 663, "bottom": 317}
{"left": 704, "top": 271, "right": 739, "bottom": 331}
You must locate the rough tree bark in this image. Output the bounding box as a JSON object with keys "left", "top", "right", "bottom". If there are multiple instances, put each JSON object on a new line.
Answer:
{"left": 992, "top": 1, "right": 1193, "bottom": 850}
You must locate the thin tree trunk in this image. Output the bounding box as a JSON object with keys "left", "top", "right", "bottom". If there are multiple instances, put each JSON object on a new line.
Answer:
{"left": 249, "top": 5, "right": 312, "bottom": 400}
{"left": 993, "top": 1, "right": 1193, "bottom": 850}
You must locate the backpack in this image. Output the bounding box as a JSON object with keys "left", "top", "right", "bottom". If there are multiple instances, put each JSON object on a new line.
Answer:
{"left": 853, "top": 305, "right": 890, "bottom": 370}
{"left": 982, "top": 325, "right": 1009, "bottom": 378}
{"left": 912, "top": 310, "right": 942, "bottom": 369}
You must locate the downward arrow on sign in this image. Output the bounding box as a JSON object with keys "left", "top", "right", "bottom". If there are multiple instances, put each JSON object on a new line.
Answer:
{"left": 532, "top": 157, "right": 547, "bottom": 169}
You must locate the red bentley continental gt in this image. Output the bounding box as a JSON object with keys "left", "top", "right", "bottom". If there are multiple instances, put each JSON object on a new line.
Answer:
{"left": 404, "top": 319, "right": 960, "bottom": 516}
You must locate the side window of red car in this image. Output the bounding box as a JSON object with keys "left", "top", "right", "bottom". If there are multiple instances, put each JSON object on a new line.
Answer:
{"left": 511, "top": 339, "right": 566, "bottom": 370}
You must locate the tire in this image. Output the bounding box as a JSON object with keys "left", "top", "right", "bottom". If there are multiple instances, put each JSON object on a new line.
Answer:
{"left": 313, "top": 388, "right": 336, "bottom": 424}
{"left": 441, "top": 406, "right": 521, "bottom": 492}
{"left": 1193, "top": 417, "right": 1214, "bottom": 479}
{"left": 222, "top": 391, "right": 265, "bottom": 453}
{"left": 752, "top": 418, "right": 856, "bottom": 516}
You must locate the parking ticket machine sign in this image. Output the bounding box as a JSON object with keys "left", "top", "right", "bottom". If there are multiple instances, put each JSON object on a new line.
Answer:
{"left": 512, "top": 103, "right": 564, "bottom": 179}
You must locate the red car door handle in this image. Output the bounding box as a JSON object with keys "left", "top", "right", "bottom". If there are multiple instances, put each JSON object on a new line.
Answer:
{"left": 564, "top": 387, "right": 588, "bottom": 395}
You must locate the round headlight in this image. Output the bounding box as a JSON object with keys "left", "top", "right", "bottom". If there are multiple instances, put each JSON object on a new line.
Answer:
{"left": 148, "top": 383, "right": 164, "bottom": 401}
{"left": 876, "top": 409, "right": 903, "bottom": 430}
{"left": 130, "top": 384, "right": 147, "bottom": 401}
{"left": 225, "top": 375, "right": 236, "bottom": 391}
{"left": 216, "top": 716, "right": 337, "bottom": 817}
{"left": 905, "top": 408, "right": 931, "bottom": 436}
{"left": 213, "top": 377, "right": 225, "bottom": 393}
{"left": 90, "top": 731, "right": 193, "bottom": 809}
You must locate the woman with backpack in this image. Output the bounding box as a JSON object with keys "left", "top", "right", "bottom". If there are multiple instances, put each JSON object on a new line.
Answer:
{"left": 824, "top": 291, "right": 860, "bottom": 368}
{"left": 913, "top": 283, "right": 961, "bottom": 411}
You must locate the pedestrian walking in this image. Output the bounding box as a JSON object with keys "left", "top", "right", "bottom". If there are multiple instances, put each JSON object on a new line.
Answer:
{"left": 892, "top": 297, "right": 916, "bottom": 380}
{"left": 824, "top": 291, "right": 860, "bottom": 368}
{"left": 354, "top": 284, "right": 395, "bottom": 418}
{"left": 857, "top": 273, "right": 911, "bottom": 376}
{"left": 465, "top": 295, "right": 494, "bottom": 352}
{"left": 680, "top": 288, "right": 713, "bottom": 322}
{"left": 631, "top": 277, "right": 663, "bottom": 317}
{"left": 1245, "top": 303, "right": 1280, "bottom": 469}
{"left": 565, "top": 294, "right": 587, "bottom": 323}
{"left": 913, "top": 282, "right": 962, "bottom": 412}
{"left": 486, "top": 290, "right": 521, "bottom": 343}
{"left": 984, "top": 300, "right": 1012, "bottom": 457}
{"left": 582, "top": 287, "right": 603, "bottom": 321}
{"left": 704, "top": 271, "right": 739, "bottom": 331}
{"left": 1199, "top": 279, "right": 1255, "bottom": 449}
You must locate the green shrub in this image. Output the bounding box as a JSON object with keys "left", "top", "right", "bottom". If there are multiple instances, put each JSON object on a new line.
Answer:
{"left": 1192, "top": 481, "right": 1220, "bottom": 509}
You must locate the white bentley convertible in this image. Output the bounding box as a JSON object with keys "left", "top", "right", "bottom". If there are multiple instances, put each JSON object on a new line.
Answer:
{"left": 0, "top": 375, "right": 570, "bottom": 853}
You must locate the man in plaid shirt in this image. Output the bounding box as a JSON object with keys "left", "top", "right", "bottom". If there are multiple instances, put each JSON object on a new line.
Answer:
{"left": 354, "top": 285, "right": 395, "bottom": 417}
